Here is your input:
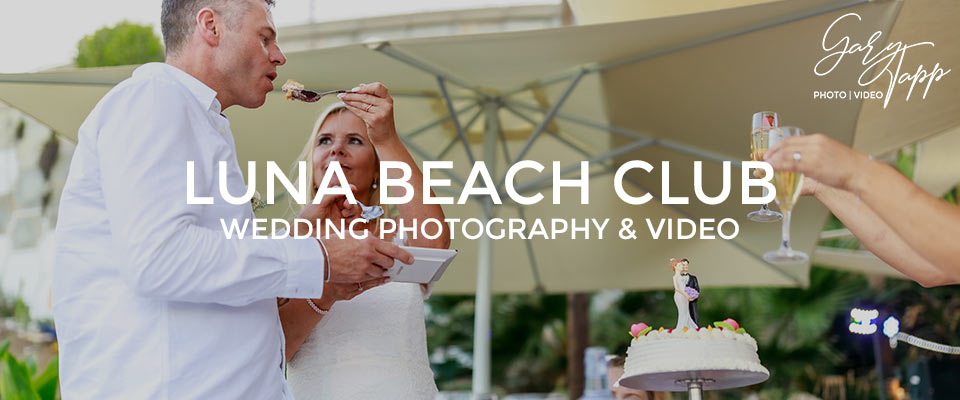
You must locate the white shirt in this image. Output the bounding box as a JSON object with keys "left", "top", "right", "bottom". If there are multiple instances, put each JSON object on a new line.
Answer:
{"left": 53, "top": 63, "right": 325, "bottom": 400}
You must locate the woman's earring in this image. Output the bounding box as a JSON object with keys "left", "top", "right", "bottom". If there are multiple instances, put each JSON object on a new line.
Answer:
{"left": 372, "top": 180, "right": 378, "bottom": 190}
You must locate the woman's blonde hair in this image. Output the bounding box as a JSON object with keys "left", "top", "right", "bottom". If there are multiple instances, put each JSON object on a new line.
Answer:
{"left": 287, "top": 102, "right": 386, "bottom": 217}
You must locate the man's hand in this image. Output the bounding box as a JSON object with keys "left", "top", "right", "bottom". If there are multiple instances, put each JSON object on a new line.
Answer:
{"left": 322, "top": 236, "right": 414, "bottom": 282}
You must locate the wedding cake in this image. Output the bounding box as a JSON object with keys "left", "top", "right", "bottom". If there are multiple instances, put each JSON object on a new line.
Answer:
{"left": 618, "top": 319, "right": 769, "bottom": 391}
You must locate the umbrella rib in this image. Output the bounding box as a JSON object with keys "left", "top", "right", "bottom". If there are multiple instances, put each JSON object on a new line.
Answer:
{"left": 438, "top": 108, "right": 484, "bottom": 159}
{"left": 496, "top": 110, "right": 514, "bottom": 168}
{"left": 507, "top": 99, "right": 743, "bottom": 167}
{"left": 504, "top": 104, "right": 599, "bottom": 156}
{"left": 398, "top": 135, "right": 467, "bottom": 190}
{"left": 499, "top": 70, "right": 586, "bottom": 190}
{"left": 517, "top": 206, "right": 546, "bottom": 294}
{"left": 514, "top": 139, "right": 654, "bottom": 194}
{"left": 502, "top": 104, "right": 653, "bottom": 193}
{"left": 367, "top": 41, "right": 485, "bottom": 97}
{"left": 508, "top": 99, "right": 647, "bottom": 141}
{"left": 403, "top": 102, "right": 478, "bottom": 139}
{"left": 437, "top": 77, "right": 477, "bottom": 165}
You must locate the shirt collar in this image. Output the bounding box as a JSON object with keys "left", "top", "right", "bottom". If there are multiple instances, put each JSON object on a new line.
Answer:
{"left": 133, "top": 62, "right": 223, "bottom": 114}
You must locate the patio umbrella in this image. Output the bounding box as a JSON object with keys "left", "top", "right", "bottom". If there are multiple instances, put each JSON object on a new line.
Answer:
{"left": 3, "top": 0, "right": 956, "bottom": 394}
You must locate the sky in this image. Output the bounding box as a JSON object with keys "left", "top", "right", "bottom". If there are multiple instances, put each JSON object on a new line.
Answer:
{"left": 0, "top": 0, "right": 557, "bottom": 73}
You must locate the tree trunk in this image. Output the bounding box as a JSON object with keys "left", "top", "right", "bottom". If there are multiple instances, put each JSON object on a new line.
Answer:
{"left": 567, "top": 292, "right": 589, "bottom": 400}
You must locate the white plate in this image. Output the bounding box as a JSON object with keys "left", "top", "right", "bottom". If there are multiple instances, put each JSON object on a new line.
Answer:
{"left": 387, "top": 246, "right": 458, "bottom": 284}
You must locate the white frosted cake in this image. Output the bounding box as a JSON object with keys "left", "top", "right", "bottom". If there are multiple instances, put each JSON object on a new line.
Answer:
{"left": 618, "top": 319, "right": 769, "bottom": 391}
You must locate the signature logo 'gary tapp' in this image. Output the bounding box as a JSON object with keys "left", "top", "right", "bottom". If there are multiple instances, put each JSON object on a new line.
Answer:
{"left": 814, "top": 12, "right": 951, "bottom": 108}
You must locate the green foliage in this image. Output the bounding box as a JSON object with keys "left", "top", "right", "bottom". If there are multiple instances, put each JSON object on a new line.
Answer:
{"left": 895, "top": 144, "right": 917, "bottom": 181}
{"left": 13, "top": 298, "right": 30, "bottom": 327}
{"left": 75, "top": 21, "right": 164, "bottom": 68}
{"left": 426, "top": 293, "right": 568, "bottom": 394}
{"left": 943, "top": 185, "right": 959, "bottom": 205}
{"left": 0, "top": 340, "right": 58, "bottom": 400}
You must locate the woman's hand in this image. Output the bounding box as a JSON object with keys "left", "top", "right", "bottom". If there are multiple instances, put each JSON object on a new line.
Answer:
{"left": 764, "top": 133, "right": 870, "bottom": 192}
{"left": 337, "top": 82, "right": 398, "bottom": 144}
{"left": 312, "top": 276, "right": 391, "bottom": 311}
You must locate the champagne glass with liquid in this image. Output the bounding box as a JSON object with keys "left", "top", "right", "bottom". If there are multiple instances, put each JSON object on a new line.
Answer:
{"left": 763, "top": 126, "right": 809, "bottom": 263}
{"left": 748, "top": 111, "right": 783, "bottom": 222}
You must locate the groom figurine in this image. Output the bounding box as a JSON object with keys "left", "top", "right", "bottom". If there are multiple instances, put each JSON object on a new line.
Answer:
{"left": 681, "top": 258, "right": 700, "bottom": 326}
{"left": 52, "top": 0, "right": 412, "bottom": 398}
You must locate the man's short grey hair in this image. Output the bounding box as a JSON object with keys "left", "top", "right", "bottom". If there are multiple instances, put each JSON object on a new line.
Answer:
{"left": 161, "top": 0, "right": 276, "bottom": 56}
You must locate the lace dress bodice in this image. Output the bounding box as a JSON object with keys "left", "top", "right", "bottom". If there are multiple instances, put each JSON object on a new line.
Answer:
{"left": 286, "top": 282, "right": 438, "bottom": 399}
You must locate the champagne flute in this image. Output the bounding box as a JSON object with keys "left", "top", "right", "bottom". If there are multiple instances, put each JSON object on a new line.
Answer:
{"left": 763, "top": 126, "right": 809, "bottom": 263}
{"left": 748, "top": 111, "right": 783, "bottom": 222}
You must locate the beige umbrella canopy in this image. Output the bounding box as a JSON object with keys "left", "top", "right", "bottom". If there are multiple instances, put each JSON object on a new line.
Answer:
{"left": 852, "top": 0, "right": 960, "bottom": 156}
{"left": 0, "top": 0, "right": 912, "bottom": 294}
{"left": 4, "top": 0, "right": 953, "bottom": 393}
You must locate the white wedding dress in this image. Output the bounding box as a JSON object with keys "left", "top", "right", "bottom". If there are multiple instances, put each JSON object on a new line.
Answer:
{"left": 286, "top": 281, "right": 439, "bottom": 399}
{"left": 674, "top": 274, "right": 698, "bottom": 330}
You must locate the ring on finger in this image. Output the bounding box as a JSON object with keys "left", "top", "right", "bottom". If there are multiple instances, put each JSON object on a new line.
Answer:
{"left": 356, "top": 282, "right": 363, "bottom": 291}
{"left": 365, "top": 104, "right": 372, "bottom": 112}
{"left": 793, "top": 151, "right": 802, "bottom": 162}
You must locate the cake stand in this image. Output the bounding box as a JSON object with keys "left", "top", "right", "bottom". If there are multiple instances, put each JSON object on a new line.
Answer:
{"left": 618, "top": 369, "right": 768, "bottom": 400}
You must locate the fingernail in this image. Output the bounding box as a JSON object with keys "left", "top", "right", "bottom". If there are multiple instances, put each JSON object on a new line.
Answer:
{"left": 351, "top": 86, "right": 361, "bottom": 92}
{"left": 337, "top": 93, "right": 345, "bottom": 99}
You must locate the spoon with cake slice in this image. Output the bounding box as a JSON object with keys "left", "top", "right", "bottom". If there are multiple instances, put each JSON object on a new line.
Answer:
{"left": 281, "top": 79, "right": 352, "bottom": 103}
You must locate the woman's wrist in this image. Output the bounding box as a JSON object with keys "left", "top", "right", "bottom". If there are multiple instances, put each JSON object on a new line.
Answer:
{"left": 843, "top": 154, "right": 874, "bottom": 194}
{"left": 369, "top": 130, "right": 403, "bottom": 149}
{"left": 315, "top": 298, "right": 335, "bottom": 311}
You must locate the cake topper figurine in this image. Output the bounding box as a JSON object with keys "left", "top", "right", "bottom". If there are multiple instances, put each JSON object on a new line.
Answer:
{"left": 671, "top": 258, "right": 700, "bottom": 330}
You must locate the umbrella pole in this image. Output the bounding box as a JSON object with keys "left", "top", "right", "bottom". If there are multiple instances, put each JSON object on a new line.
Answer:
{"left": 472, "top": 200, "right": 493, "bottom": 398}
{"left": 472, "top": 100, "right": 501, "bottom": 398}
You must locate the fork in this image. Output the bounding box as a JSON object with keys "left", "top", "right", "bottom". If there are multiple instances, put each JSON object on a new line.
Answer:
{"left": 288, "top": 88, "right": 352, "bottom": 103}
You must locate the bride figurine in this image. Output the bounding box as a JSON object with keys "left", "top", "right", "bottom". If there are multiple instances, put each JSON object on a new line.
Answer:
{"left": 671, "top": 258, "right": 699, "bottom": 330}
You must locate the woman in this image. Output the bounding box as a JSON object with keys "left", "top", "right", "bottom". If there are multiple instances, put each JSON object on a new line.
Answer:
{"left": 279, "top": 82, "right": 451, "bottom": 399}
{"left": 671, "top": 258, "right": 697, "bottom": 330}
{"left": 764, "top": 133, "right": 959, "bottom": 287}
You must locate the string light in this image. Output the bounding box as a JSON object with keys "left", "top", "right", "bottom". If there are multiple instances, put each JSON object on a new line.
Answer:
{"left": 891, "top": 332, "right": 960, "bottom": 355}
{"left": 848, "top": 312, "right": 960, "bottom": 355}
{"left": 849, "top": 308, "right": 878, "bottom": 335}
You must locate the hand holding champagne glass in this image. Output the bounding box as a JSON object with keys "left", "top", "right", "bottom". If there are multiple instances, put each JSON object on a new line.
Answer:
{"left": 748, "top": 111, "right": 783, "bottom": 222}
{"left": 763, "top": 126, "right": 809, "bottom": 263}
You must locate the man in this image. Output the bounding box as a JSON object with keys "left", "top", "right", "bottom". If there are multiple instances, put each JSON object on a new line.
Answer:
{"left": 680, "top": 258, "right": 700, "bottom": 327}
{"left": 606, "top": 356, "right": 657, "bottom": 400}
{"left": 52, "top": 0, "right": 411, "bottom": 398}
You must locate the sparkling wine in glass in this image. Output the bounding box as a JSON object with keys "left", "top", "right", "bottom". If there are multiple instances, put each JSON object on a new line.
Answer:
{"left": 748, "top": 111, "right": 783, "bottom": 222}
{"left": 764, "top": 126, "right": 809, "bottom": 263}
